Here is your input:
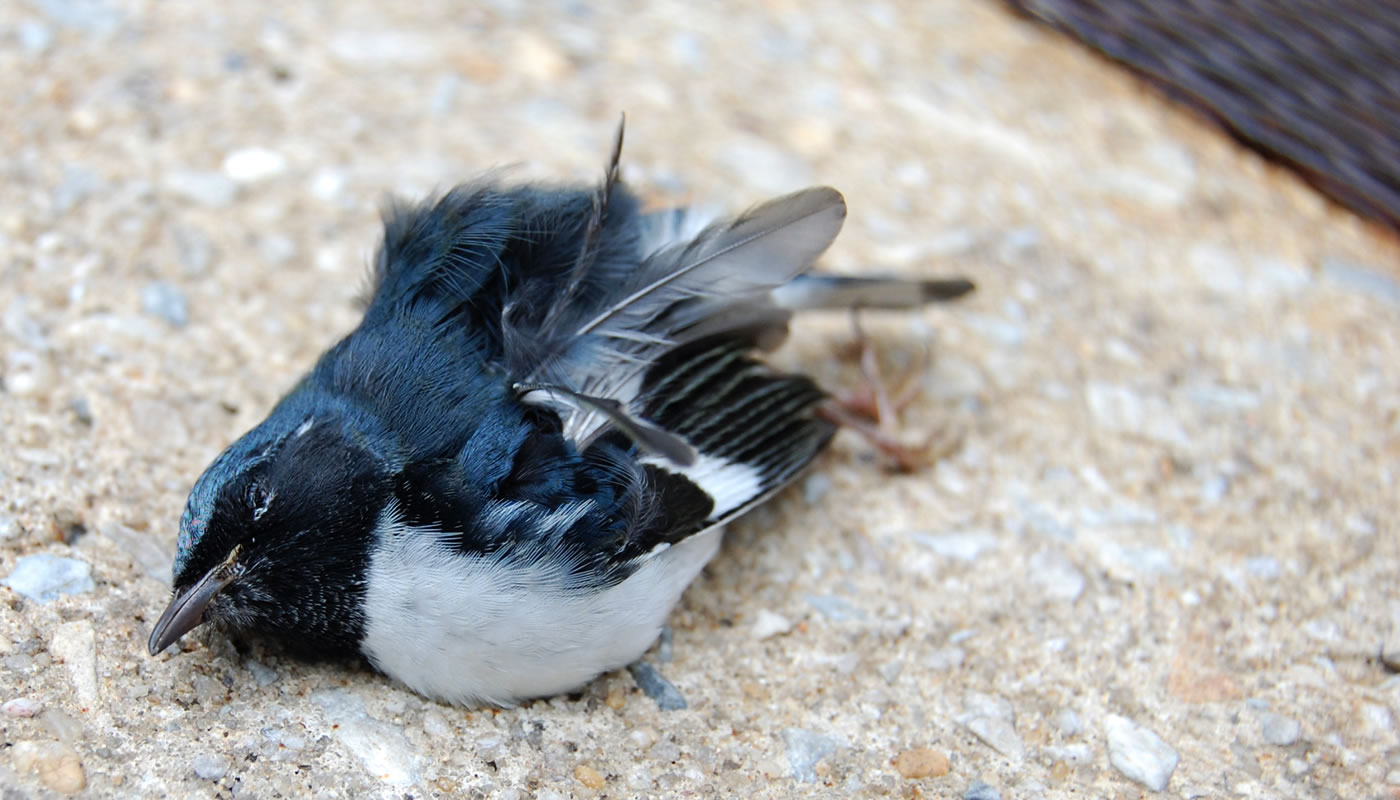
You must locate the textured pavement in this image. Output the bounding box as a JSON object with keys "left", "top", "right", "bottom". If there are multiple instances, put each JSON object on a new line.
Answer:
{"left": 2, "top": 1, "right": 1398, "bottom": 798}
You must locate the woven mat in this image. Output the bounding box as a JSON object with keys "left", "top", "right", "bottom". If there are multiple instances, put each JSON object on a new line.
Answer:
{"left": 1004, "top": 0, "right": 1400, "bottom": 232}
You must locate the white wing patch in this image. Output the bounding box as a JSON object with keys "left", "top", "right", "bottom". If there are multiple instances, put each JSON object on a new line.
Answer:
{"left": 640, "top": 451, "right": 762, "bottom": 518}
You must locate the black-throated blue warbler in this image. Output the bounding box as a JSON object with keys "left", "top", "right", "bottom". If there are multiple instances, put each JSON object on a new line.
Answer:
{"left": 147, "top": 121, "right": 973, "bottom": 706}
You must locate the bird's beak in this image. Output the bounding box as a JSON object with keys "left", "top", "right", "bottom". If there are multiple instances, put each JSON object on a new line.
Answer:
{"left": 147, "top": 546, "right": 241, "bottom": 656}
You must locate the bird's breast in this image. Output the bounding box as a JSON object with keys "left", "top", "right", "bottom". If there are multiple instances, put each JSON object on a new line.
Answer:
{"left": 357, "top": 511, "right": 723, "bottom": 706}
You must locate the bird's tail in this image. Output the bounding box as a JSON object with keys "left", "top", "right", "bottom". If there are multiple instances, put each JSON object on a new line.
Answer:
{"left": 772, "top": 273, "right": 975, "bottom": 311}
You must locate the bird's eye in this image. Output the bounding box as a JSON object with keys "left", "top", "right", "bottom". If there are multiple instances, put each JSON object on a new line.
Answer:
{"left": 248, "top": 482, "right": 274, "bottom": 521}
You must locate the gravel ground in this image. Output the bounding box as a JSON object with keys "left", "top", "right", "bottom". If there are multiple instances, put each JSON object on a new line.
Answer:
{"left": 3, "top": 1, "right": 1398, "bottom": 798}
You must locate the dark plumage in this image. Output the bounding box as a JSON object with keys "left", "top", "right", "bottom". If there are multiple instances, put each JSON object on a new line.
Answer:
{"left": 149, "top": 124, "right": 974, "bottom": 705}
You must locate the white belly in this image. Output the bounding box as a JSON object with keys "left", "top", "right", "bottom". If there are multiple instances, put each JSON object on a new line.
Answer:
{"left": 358, "top": 517, "right": 724, "bottom": 706}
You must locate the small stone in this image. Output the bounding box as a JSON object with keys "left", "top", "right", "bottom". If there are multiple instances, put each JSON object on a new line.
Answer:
{"left": 1257, "top": 712, "right": 1300, "bottom": 746}
{"left": 513, "top": 31, "right": 570, "bottom": 81}
{"left": 0, "top": 515, "right": 19, "bottom": 540}
{"left": 422, "top": 707, "right": 451, "bottom": 739}
{"left": 964, "top": 779, "right": 1002, "bottom": 800}
{"left": 222, "top": 147, "right": 287, "bottom": 183}
{"left": 51, "top": 620, "right": 98, "bottom": 707}
{"left": 3, "top": 554, "right": 95, "bottom": 603}
{"left": 628, "top": 662, "right": 686, "bottom": 711}
{"left": 892, "top": 747, "right": 949, "bottom": 779}
{"left": 1030, "top": 550, "right": 1085, "bottom": 601}
{"left": 428, "top": 73, "right": 460, "bottom": 116}
{"left": 53, "top": 167, "right": 103, "bottom": 213}
{"left": 141, "top": 281, "right": 188, "bottom": 327}
{"left": 751, "top": 609, "right": 792, "bottom": 640}
{"left": 805, "top": 594, "right": 864, "bottom": 621}
{"left": 720, "top": 136, "right": 814, "bottom": 195}
{"left": 101, "top": 522, "right": 170, "bottom": 584}
{"left": 312, "top": 689, "right": 422, "bottom": 787}
{"left": 246, "top": 659, "right": 279, "bottom": 687}
{"left": 163, "top": 170, "right": 237, "bottom": 208}
{"left": 310, "top": 168, "right": 347, "bottom": 201}
{"left": 605, "top": 686, "right": 626, "bottom": 710}
{"left": 802, "top": 473, "right": 832, "bottom": 505}
{"left": 11, "top": 740, "right": 86, "bottom": 794}
{"left": 911, "top": 531, "right": 999, "bottom": 562}
{"left": 329, "top": 29, "right": 441, "bottom": 66}
{"left": 1104, "top": 714, "right": 1179, "bottom": 792}
{"left": 958, "top": 693, "right": 1022, "bottom": 759}
{"left": 18, "top": 21, "right": 55, "bottom": 54}
{"left": 1322, "top": 258, "right": 1400, "bottom": 306}
{"left": 574, "top": 764, "right": 605, "bottom": 789}
{"left": 192, "top": 753, "right": 229, "bottom": 780}
{"left": 924, "top": 647, "right": 965, "bottom": 671}
{"left": 258, "top": 234, "right": 297, "bottom": 265}
{"left": 3, "top": 697, "right": 41, "bottom": 717}
{"left": 4, "top": 350, "right": 52, "bottom": 395}
{"left": 1245, "top": 556, "right": 1281, "bottom": 580}
{"left": 171, "top": 224, "right": 215, "bottom": 275}
{"left": 42, "top": 709, "right": 84, "bottom": 743}
{"left": 782, "top": 728, "right": 841, "bottom": 783}
{"left": 1085, "top": 382, "right": 1187, "bottom": 447}
{"left": 1199, "top": 475, "right": 1229, "bottom": 504}
{"left": 1053, "top": 708, "right": 1082, "bottom": 737}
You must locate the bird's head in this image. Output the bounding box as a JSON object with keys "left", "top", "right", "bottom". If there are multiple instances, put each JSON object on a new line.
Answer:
{"left": 148, "top": 410, "right": 392, "bottom": 658}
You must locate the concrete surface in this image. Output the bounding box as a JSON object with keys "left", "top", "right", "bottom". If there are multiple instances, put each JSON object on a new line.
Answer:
{"left": 2, "top": 0, "right": 1398, "bottom": 798}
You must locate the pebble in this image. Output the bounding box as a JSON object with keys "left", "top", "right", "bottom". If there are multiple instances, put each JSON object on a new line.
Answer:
{"left": 3, "top": 697, "right": 42, "bottom": 717}
{"left": 923, "top": 647, "right": 965, "bottom": 671}
{"left": 422, "top": 707, "right": 452, "bottom": 738}
{"left": 4, "top": 350, "right": 52, "bottom": 395}
{"left": 10, "top": 740, "right": 86, "bottom": 794}
{"left": 1245, "top": 557, "right": 1281, "bottom": 580}
{"left": 1085, "top": 382, "right": 1188, "bottom": 447}
{"left": 892, "top": 747, "right": 949, "bottom": 779}
{"left": 628, "top": 662, "right": 686, "bottom": 711}
{"left": 163, "top": 170, "right": 237, "bottom": 208}
{"left": 805, "top": 594, "right": 864, "bottom": 621}
{"left": 101, "top": 521, "right": 170, "bottom": 583}
{"left": 312, "top": 689, "right": 422, "bottom": 787}
{"left": 958, "top": 692, "right": 1023, "bottom": 759}
{"left": 781, "top": 728, "right": 841, "bottom": 783}
{"left": 258, "top": 234, "right": 297, "bottom": 265}
{"left": 329, "top": 29, "right": 442, "bottom": 67}
{"left": 719, "top": 136, "right": 814, "bottom": 195}
{"left": 912, "top": 531, "right": 999, "bottom": 562}
{"left": 1029, "top": 550, "right": 1085, "bottom": 601}
{"left": 222, "top": 147, "right": 287, "bottom": 183}
{"left": 0, "top": 515, "right": 18, "bottom": 540}
{"left": 18, "top": 21, "right": 55, "bottom": 54}
{"left": 1257, "top": 712, "right": 1301, "bottom": 746}
{"left": 171, "top": 224, "right": 215, "bottom": 275}
{"left": 802, "top": 473, "right": 832, "bottom": 505}
{"left": 751, "top": 609, "right": 792, "bottom": 640}
{"left": 3, "top": 554, "right": 95, "bottom": 603}
{"left": 245, "top": 659, "right": 279, "bottom": 687}
{"left": 52, "top": 166, "right": 103, "bottom": 213}
{"left": 1104, "top": 714, "right": 1179, "bottom": 791}
{"left": 964, "top": 779, "right": 1002, "bottom": 800}
{"left": 1053, "top": 708, "right": 1083, "bottom": 737}
{"left": 42, "top": 709, "right": 83, "bottom": 743}
{"left": 192, "top": 753, "right": 229, "bottom": 781}
{"left": 1322, "top": 258, "right": 1400, "bottom": 306}
{"left": 51, "top": 621, "right": 98, "bottom": 707}
{"left": 574, "top": 764, "right": 605, "bottom": 789}
{"left": 141, "top": 281, "right": 188, "bottom": 327}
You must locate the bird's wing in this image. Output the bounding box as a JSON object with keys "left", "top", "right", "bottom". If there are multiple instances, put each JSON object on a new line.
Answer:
{"left": 507, "top": 184, "right": 847, "bottom": 453}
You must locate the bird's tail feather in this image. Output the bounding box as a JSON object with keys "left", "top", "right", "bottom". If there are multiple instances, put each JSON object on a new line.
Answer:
{"left": 772, "top": 273, "right": 974, "bottom": 311}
